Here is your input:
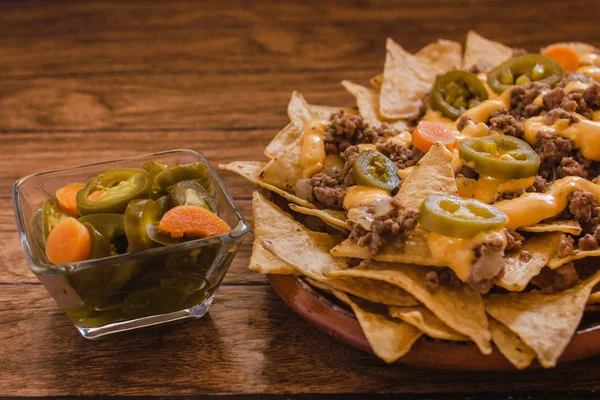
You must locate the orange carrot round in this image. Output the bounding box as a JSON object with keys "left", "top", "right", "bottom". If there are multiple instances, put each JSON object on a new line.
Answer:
{"left": 542, "top": 46, "right": 580, "bottom": 72}
{"left": 45, "top": 217, "right": 92, "bottom": 265}
{"left": 158, "top": 205, "right": 231, "bottom": 238}
{"left": 87, "top": 189, "right": 106, "bottom": 201}
{"left": 56, "top": 183, "right": 85, "bottom": 216}
{"left": 412, "top": 121, "right": 457, "bottom": 153}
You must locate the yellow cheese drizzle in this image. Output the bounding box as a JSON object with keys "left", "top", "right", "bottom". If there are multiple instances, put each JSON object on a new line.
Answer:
{"left": 343, "top": 186, "right": 391, "bottom": 210}
{"left": 299, "top": 120, "right": 328, "bottom": 179}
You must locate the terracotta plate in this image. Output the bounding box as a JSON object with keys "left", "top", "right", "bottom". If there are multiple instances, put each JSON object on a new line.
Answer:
{"left": 268, "top": 274, "right": 600, "bottom": 370}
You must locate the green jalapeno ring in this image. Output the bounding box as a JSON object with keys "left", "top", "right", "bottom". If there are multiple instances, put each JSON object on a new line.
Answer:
{"left": 431, "top": 70, "right": 489, "bottom": 120}
{"left": 155, "top": 162, "right": 211, "bottom": 192}
{"left": 419, "top": 194, "right": 508, "bottom": 239}
{"left": 458, "top": 136, "right": 540, "bottom": 179}
{"left": 487, "top": 54, "right": 563, "bottom": 94}
{"left": 144, "top": 161, "right": 168, "bottom": 199}
{"left": 124, "top": 199, "right": 164, "bottom": 252}
{"left": 168, "top": 180, "right": 218, "bottom": 214}
{"left": 76, "top": 168, "right": 151, "bottom": 215}
{"left": 352, "top": 150, "right": 400, "bottom": 192}
{"left": 81, "top": 222, "right": 113, "bottom": 259}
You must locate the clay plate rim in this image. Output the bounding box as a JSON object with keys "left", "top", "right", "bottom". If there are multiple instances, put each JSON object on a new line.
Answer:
{"left": 268, "top": 273, "right": 600, "bottom": 370}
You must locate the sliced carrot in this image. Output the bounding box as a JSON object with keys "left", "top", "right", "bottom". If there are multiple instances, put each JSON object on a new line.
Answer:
{"left": 412, "top": 121, "right": 457, "bottom": 153}
{"left": 158, "top": 205, "right": 231, "bottom": 239}
{"left": 88, "top": 189, "right": 106, "bottom": 201}
{"left": 45, "top": 217, "right": 92, "bottom": 265}
{"left": 56, "top": 183, "right": 85, "bottom": 216}
{"left": 542, "top": 45, "right": 580, "bottom": 72}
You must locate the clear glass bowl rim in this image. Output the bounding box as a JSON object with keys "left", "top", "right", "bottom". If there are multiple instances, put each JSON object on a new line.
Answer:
{"left": 12, "top": 148, "right": 249, "bottom": 276}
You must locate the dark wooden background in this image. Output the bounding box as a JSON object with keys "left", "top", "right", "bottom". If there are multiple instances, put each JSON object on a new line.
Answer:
{"left": 1, "top": 1, "right": 599, "bottom": 398}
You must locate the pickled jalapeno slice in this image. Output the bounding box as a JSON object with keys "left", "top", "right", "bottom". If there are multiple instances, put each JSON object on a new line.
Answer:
{"left": 418, "top": 194, "right": 508, "bottom": 238}
{"left": 168, "top": 180, "right": 217, "bottom": 213}
{"left": 352, "top": 150, "right": 400, "bottom": 192}
{"left": 124, "top": 199, "right": 163, "bottom": 252}
{"left": 76, "top": 168, "right": 151, "bottom": 215}
{"left": 155, "top": 162, "right": 211, "bottom": 192}
{"left": 430, "top": 70, "right": 489, "bottom": 120}
{"left": 487, "top": 54, "right": 563, "bottom": 94}
{"left": 458, "top": 136, "right": 540, "bottom": 179}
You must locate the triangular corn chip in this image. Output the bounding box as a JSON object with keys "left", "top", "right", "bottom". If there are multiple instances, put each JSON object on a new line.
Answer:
{"left": 379, "top": 38, "right": 445, "bottom": 119}
{"left": 219, "top": 162, "right": 315, "bottom": 209}
{"left": 265, "top": 122, "right": 303, "bottom": 160}
{"left": 341, "top": 80, "right": 410, "bottom": 131}
{"left": 259, "top": 137, "right": 303, "bottom": 191}
{"left": 249, "top": 241, "right": 297, "bottom": 275}
{"left": 484, "top": 271, "right": 600, "bottom": 368}
{"left": 395, "top": 142, "right": 458, "bottom": 210}
{"left": 463, "top": 31, "right": 513, "bottom": 72}
{"left": 588, "top": 291, "right": 600, "bottom": 305}
{"left": 498, "top": 233, "right": 563, "bottom": 292}
{"left": 519, "top": 220, "right": 582, "bottom": 236}
{"left": 287, "top": 90, "right": 314, "bottom": 126}
{"left": 331, "top": 227, "right": 439, "bottom": 266}
{"left": 289, "top": 203, "right": 350, "bottom": 231}
{"left": 389, "top": 305, "right": 470, "bottom": 341}
{"left": 489, "top": 318, "right": 536, "bottom": 370}
{"left": 327, "top": 262, "right": 492, "bottom": 355}
{"left": 549, "top": 249, "right": 600, "bottom": 269}
{"left": 334, "top": 291, "right": 423, "bottom": 363}
{"left": 369, "top": 39, "right": 461, "bottom": 91}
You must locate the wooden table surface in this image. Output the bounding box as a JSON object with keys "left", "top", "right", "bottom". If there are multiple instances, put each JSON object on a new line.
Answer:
{"left": 1, "top": 1, "right": 600, "bottom": 398}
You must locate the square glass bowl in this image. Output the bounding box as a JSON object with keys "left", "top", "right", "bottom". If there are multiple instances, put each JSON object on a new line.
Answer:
{"left": 13, "top": 149, "right": 248, "bottom": 338}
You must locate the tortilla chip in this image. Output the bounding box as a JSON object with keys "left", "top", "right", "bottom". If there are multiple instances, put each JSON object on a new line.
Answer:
{"left": 259, "top": 137, "right": 303, "bottom": 191}
{"left": 389, "top": 305, "right": 470, "bottom": 341}
{"left": 498, "top": 233, "right": 563, "bottom": 292}
{"left": 416, "top": 39, "right": 462, "bottom": 71}
{"left": 586, "top": 304, "right": 600, "bottom": 312}
{"left": 369, "top": 39, "right": 461, "bottom": 92}
{"left": 548, "top": 249, "right": 600, "bottom": 269}
{"left": 588, "top": 291, "right": 600, "bottom": 305}
{"left": 489, "top": 318, "right": 536, "bottom": 370}
{"left": 327, "top": 262, "right": 492, "bottom": 355}
{"left": 463, "top": 31, "right": 513, "bottom": 72}
{"left": 287, "top": 90, "right": 314, "bottom": 125}
{"left": 309, "top": 104, "right": 357, "bottom": 121}
{"left": 249, "top": 241, "right": 297, "bottom": 275}
{"left": 396, "top": 142, "right": 458, "bottom": 210}
{"left": 264, "top": 122, "right": 303, "bottom": 160}
{"left": 484, "top": 270, "right": 600, "bottom": 368}
{"left": 341, "top": 80, "right": 410, "bottom": 131}
{"left": 305, "top": 276, "right": 420, "bottom": 308}
{"left": 519, "top": 220, "right": 582, "bottom": 236}
{"left": 219, "top": 162, "right": 315, "bottom": 209}
{"left": 331, "top": 227, "right": 439, "bottom": 266}
{"left": 337, "top": 291, "right": 423, "bottom": 363}
{"left": 541, "top": 42, "right": 600, "bottom": 57}
{"left": 370, "top": 73, "right": 383, "bottom": 90}
{"left": 289, "top": 204, "right": 350, "bottom": 231}
{"left": 379, "top": 38, "right": 444, "bottom": 119}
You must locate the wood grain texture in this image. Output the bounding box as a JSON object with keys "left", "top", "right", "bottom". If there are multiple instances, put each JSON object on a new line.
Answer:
{"left": 2, "top": 285, "right": 600, "bottom": 397}
{"left": 1, "top": 0, "right": 600, "bottom": 397}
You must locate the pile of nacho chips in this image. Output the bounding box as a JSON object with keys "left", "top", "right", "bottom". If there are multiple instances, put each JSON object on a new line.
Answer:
{"left": 221, "top": 31, "right": 600, "bottom": 369}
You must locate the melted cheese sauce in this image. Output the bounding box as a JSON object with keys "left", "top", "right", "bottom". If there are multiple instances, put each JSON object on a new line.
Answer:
{"left": 422, "top": 108, "right": 455, "bottom": 129}
{"left": 299, "top": 120, "right": 328, "bottom": 179}
{"left": 524, "top": 116, "right": 600, "bottom": 161}
{"left": 494, "top": 176, "right": 600, "bottom": 229}
{"left": 343, "top": 186, "right": 391, "bottom": 210}
{"left": 457, "top": 176, "right": 536, "bottom": 204}
{"left": 427, "top": 230, "right": 506, "bottom": 281}
{"left": 576, "top": 65, "right": 600, "bottom": 81}
{"left": 459, "top": 99, "right": 508, "bottom": 123}
{"left": 564, "top": 80, "right": 591, "bottom": 94}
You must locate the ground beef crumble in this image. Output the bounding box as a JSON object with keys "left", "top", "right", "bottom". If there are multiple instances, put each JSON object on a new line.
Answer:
{"left": 425, "top": 268, "right": 462, "bottom": 293}
{"left": 510, "top": 82, "right": 549, "bottom": 119}
{"left": 505, "top": 229, "right": 524, "bottom": 253}
{"left": 489, "top": 109, "right": 525, "bottom": 139}
{"left": 348, "top": 197, "right": 418, "bottom": 258}
{"left": 324, "top": 112, "right": 398, "bottom": 156}
{"left": 536, "top": 262, "right": 580, "bottom": 294}
{"left": 376, "top": 140, "right": 424, "bottom": 170}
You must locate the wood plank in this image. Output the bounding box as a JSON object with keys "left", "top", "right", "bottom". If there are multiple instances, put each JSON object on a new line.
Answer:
{"left": 0, "top": 0, "right": 597, "bottom": 78}
{"left": 1, "top": 285, "right": 600, "bottom": 396}
{"left": 0, "top": 71, "right": 363, "bottom": 131}
{"left": 0, "top": 198, "right": 269, "bottom": 285}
